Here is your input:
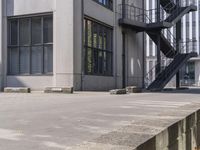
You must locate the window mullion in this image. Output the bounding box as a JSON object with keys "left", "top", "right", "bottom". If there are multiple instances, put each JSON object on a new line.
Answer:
{"left": 102, "top": 27, "right": 105, "bottom": 75}
{"left": 85, "top": 20, "right": 88, "bottom": 74}
{"left": 42, "top": 16, "right": 44, "bottom": 74}
{"left": 17, "top": 19, "right": 20, "bottom": 75}
{"left": 29, "top": 18, "right": 32, "bottom": 75}
{"left": 91, "top": 21, "right": 94, "bottom": 74}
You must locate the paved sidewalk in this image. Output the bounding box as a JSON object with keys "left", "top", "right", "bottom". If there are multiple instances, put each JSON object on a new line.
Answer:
{"left": 0, "top": 90, "right": 200, "bottom": 149}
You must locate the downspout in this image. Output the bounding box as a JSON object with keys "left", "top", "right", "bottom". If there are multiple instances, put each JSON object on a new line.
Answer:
{"left": 114, "top": 0, "right": 118, "bottom": 89}
{"left": 122, "top": 0, "right": 126, "bottom": 88}
{"left": 81, "top": 0, "right": 84, "bottom": 91}
{"left": 0, "top": 0, "right": 3, "bottom": 90}
{"left": 142, "top": 0, "right": 145, "bottom": 88}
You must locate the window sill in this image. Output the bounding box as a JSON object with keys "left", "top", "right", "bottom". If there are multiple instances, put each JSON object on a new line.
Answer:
{"left": 7, "top": 74, "right": 53, "bottom": 77}
{"left": 84, "top": 74, "right": 114, "bottom": 77}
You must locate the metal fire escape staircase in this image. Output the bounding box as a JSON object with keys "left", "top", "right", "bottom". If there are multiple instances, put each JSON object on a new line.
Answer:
{"left": 119, "top": 0, "right": 197, "bottom": 91}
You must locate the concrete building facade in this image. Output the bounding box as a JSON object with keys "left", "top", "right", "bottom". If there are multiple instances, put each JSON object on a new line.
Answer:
{"left": 0, "top": 0, "right": 145, "bottom": 91}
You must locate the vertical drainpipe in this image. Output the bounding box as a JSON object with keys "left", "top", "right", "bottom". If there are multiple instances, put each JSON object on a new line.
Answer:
{"left": 81, "top": 0, "right": 84, "bottom": 91}
{"left": 122, "top": 0, "right": 126, "bottom": 19}
{"left": 0, "top": 0, "right": 3, "bottom": 90}
{"left": 142, "top": 0, "right": 145, "bottom": 88}
{"left": 122, "top": 0, "right": 126, "bottom": 88}
{"left": 114, "top": 0, "right": 118, "bottom": 89}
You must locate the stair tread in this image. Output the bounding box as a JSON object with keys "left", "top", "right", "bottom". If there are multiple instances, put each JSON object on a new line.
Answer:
{"left": 147, "top": 52, "right": 197, "bottom": 90}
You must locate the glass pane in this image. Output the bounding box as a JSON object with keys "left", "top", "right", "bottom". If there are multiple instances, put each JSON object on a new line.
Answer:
{"left": 10, "top": 20, "right": 18, "bottom": 45}
{"left": 31, "top": 46, "right": 43, "bottom": 74}
{"left": 104, "top": 31, "right": 107, "bottom": 50}
{"left": 86, "top": 48, "right": 93, "bottom": 74}
{"left": 32, "top": 17, "right": 42, "bottom": 44}
{"left": 19, "top": 18, "right": 30, "bottom": 45}
{"left": 106, "top": 29, "right": 112, "bottom": 51}
{"left": 9, "top": 48, "right": 19, "bottom": 74}
{"left": 93, "top": 49, "right": 98, "bottom": 74}
{"left": 93, "top": 23, "right": 98, "bottom": 48}
{"left": 44, "top": 16, "right": 53, "bottom": 43}
{"left": 84, "top": 19, "right": 86, "bottom": 45}
{"left": 106, "top": 52, "right": 112, "bottom": 75}
{"left": 98, "top": 51, "right": 103, "bottom": 74}
{"left": 87, "top": 20, "right": 92, "bottom": 47}
{"left": 20, "top": 47, "right": 30, "bottom": 74}
{"left": 44, "top": 45, "right": 53, "bottom": 73}
{"left": 99, "top": 27, "right": 103, "bottom": 49}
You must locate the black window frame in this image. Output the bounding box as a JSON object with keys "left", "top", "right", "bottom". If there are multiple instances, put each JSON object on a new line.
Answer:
{"left": 93, "top": 0, "right": 113, "bottom": 10}
{"left": 7, "top": 13, "right": 53, "bottom": 76}
{"left": 84, "top": 17, "right": 113, "bottom": 76}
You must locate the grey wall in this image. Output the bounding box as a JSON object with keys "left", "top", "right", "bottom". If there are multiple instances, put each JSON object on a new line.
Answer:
{"left": 3, "top": 0, "right": 75, "bottom": 90}
{"left": 0, "top": 0, "right": 3, "bottom": 90}
{"left": 0, "top": 0, "right": 145, "bottom": 91}
{"left": 73, "top": 0, "right": 145, "bottom": 91}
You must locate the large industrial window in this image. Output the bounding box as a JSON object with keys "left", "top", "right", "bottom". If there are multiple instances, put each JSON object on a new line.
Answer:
{"left": 8, "top": 14, "right": 53, "bottom": 75}
{"left": 93, "top": 0, "right": 113, "bottom": 10}
{"left": 84, "top": 18, "right": 113, "bottom": 76}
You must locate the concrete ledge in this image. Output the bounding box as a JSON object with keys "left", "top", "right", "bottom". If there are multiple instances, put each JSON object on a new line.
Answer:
{"left": 44, "top": 87, "right": 73, "bottom": 94}
{"left": 126, "top": 86, "right": 143, "bottom": 93}
{"left": 135, "top": 109, "right": 200, "bottom": 150}
{"left": 4, "top": 87, "right": 31, "bottom": 93}
{"left": 110, "top": 89, "right": 127, "bottom": 95}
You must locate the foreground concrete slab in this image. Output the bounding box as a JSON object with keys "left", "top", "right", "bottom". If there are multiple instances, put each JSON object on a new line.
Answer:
{"left": 0, "top": 89, "right": 200, "bottom": 149}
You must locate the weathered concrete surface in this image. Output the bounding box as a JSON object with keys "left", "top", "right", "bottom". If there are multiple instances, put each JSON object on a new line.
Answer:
{"left": 44, "top": 87, "right": 74, "bottom": 94}
{"left": 0, "top": 89, "right": 200, "bottom": 149}
{"left": 4, "top": 87, "right": 31, "bottom": 93}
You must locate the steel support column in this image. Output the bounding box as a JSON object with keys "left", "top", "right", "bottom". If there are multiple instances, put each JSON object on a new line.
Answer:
{"left": 156, "top": 32, "right": 161, "bottom": 75}
{"left": 156, "top": 0, "right": 161, "bottom": 76}
{"left": 122, "top": 0, "right": 126, "bottom": 19}
{"left": 176, "top": 0, "right": 181, "bottom": 88}
{"left": 122, "top": 32, "right": 126, "bottom": 88}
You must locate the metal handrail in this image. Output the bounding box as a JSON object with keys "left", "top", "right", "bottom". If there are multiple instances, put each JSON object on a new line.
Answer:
{"left": 145, "top": 40, "right": 197, "bottom": 87}
{"left": 119, "top": 0, "right": 195, "bottom": 23}
{"left": 144, "top": 13, "right": 177, "bottom": 50}
{"left": 118, "top": 2, "right": 197, "bottom": 88}
{"left": 162, "top": 1, "right": 176, "bottom": 13}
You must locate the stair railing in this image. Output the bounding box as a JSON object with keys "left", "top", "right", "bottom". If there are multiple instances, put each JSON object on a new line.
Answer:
{"left": 118, "top": 4, "right": 146, "bottom": 22}
{"left": 161, "top": 29, "right": 176, "bottom": 49}
{"left": 161, "top": 0, "right": 177, "bottom": 14}
{"left": 145, "top": 39, "right": 197, "bottom": 88}
{"left": 145, "top": 50, "right": 175, "bottom": 87}
{"left": 145, "top": 13, "right": 177, "bottom": 51}
{"left": 162, "top": 39, "right": 197, "bottom": 84}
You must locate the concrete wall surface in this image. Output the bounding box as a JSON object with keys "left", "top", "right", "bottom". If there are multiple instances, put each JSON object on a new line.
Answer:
{"left": 135, "top": 110, "right": 200, "bottom": 150}
{"left": 2, "top": 0, "right": 75, "bottom": 90}
{"left": 0, "top": 0, "right": 145, "bottom": 91}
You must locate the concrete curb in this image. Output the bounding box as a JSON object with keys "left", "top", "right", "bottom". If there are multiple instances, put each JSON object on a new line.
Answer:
{"left": 44, "top": 87, "right": 74, "bottom": 94}
{"left": 4, "top": 87, "right": 31, "bottom": 93}
{"left": 110, "top": 89, "right": 127, "bottom": 95}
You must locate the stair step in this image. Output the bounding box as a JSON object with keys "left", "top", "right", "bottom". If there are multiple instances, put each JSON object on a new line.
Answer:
{"left": 147, "top": 52, "right": 198, "bottom": 90}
